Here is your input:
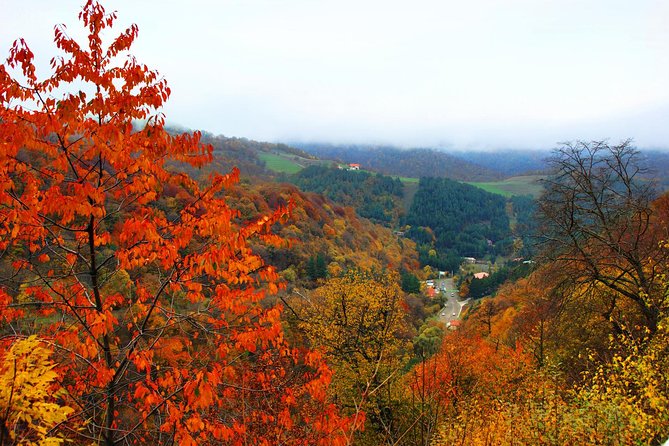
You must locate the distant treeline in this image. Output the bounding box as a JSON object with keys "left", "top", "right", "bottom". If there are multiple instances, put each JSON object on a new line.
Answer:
{"left": 451, "top": 150, "right": 549, "bottom": 176}
{"left": 641, "top": 150, "right": 669, "bottom": 189}
{"left": 168, "top": 129, "right": 316, "bottom": 181}
{"left": 293, "top": 144, "right": 504, "bottom": 182}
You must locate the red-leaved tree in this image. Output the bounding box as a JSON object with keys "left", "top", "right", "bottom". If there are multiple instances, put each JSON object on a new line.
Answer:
{"left": 0, "top": 2, "right": 354, "bottom": 444}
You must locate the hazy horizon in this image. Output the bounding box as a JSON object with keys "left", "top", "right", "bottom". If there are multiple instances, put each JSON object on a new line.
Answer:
{"left": 2, "top": 0, "right": 668, "bottom": 150}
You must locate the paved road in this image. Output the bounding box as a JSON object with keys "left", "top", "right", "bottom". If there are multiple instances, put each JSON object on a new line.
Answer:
{"left": 436, "top": 277, "right": 467, "bottom": 324}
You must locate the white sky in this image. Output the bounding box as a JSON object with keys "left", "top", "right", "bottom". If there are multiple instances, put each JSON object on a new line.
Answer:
{"left": 2, "top": 0, "right": 669, "bottom": 149}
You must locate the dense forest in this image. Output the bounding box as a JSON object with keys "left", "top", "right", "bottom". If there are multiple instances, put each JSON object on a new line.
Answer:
{"left": 288, "top": 165, "right": 404, "bottom": 225}
{"left": 509, "top": 194, "right": 538, "bottom": 258}
{"left": 1, "top": 3, "right": 669, "bottom": 446}
{"left": 225, "top": 181, "right": 418, "bottom": 285}
{"left": 404, "top": 177, "right": 512, "bottom": 268}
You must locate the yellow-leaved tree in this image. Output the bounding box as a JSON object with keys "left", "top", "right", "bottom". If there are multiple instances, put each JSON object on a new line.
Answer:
{"left": 564, "top": 316, "right": 669, "bottom": 444}
{"left": 0, "top": 336, "right": 74, "bottom": 446}
{"left": 296, "top": 271, "right": 412, "bottom": 445}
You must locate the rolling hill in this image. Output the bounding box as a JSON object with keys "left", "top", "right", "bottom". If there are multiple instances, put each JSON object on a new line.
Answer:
{"left": 291, "top": 144, "right": 505, "bottom": 182}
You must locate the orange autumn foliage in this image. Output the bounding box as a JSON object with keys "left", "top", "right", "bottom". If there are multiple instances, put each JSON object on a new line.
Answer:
{"left": 0, "top": 2, "right": 353, "bottom": 444}
{"left": 410, "top": 330, "right": 532, "bottom": 445}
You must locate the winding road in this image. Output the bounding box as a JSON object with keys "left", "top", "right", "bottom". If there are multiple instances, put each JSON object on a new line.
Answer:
{"left": 436, "top": 277, "right": 468, "bottom": 325}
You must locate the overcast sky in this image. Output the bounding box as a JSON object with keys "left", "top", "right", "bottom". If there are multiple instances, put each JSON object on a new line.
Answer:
{"left": 2, "top": 0, "right": 669, "bottom": 150}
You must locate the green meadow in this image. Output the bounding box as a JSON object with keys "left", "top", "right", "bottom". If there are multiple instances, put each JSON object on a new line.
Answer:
{"left": 258, "top": 152, "right": 304, "bottom": 174}
{"left": 468, "top": 175, "right": 544, "bottom": 198}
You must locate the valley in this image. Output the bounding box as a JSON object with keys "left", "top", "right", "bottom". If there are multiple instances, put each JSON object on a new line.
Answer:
{"left": 2, "top": 2, "right": 668, "bottom": 445}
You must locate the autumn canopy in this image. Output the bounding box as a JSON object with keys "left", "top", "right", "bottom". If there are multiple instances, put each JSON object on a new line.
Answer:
{"left": 0, "top": 1, "right": 353, "bottom": 444}
{"left": 4, "top": 2, "right": 669, "bottom": 446}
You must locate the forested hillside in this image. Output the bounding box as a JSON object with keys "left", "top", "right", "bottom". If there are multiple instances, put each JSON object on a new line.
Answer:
{"left": 450, "top": 149, "right": 549, "bottom": 176}
{"left": 295, "top": 144, "right": 504, "bottom": 181}
{"left": 169, "top": 131, "right": 319, "bottom": 182}
{"left": 288, "top": 165, "right": 404, "bottom": 225}
{"left": 226, "top": 181, "right": 418, "bottom": 283}
{"left": 404, "top": 177, "right": 512, "bottom": 269}
{"left": 642, "top": 150, "right": 669, "bottom": 188}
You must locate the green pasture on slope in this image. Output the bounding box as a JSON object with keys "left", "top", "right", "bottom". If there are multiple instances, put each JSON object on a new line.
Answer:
{"left": 468, "top": 175, "right": 544, "bottom": 198}
{"left": 258, "top": 152, "right": 304, "bottom": 174}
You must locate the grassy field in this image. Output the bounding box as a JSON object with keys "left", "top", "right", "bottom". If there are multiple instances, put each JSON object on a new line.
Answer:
{"left": 258, "top": 152, "right": 304, "bottom": 174}
{"left": 400, "top": 174, "right": 542, "bottom": 212}
{"left": 468, "top": 175, "right": 544, "bottom": 198}
{"left": 401, "top": 181, "right": 419, "bottom": 212}
{"left": 397, "top": 176, "right": 419, "bottom": 183}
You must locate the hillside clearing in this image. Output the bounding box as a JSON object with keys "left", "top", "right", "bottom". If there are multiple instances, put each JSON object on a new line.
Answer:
{"left": 468, "top": 175, "right": 544, "bottom": 198}
{"left": 258, "top": 152, "right": 304, "bottom": 174}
